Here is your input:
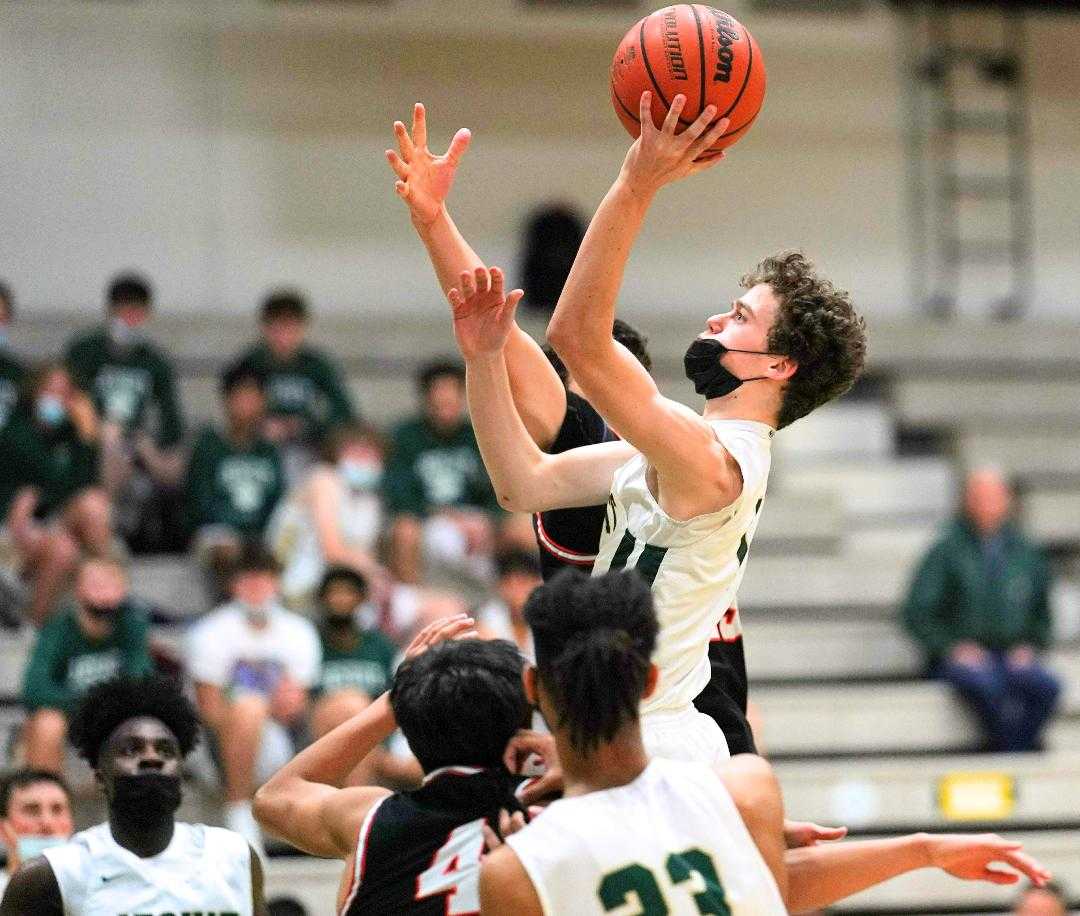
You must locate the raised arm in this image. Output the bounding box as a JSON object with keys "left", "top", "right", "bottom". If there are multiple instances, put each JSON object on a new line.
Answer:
{"left": 386, "top": 103, "right": 567, "bottom": 448}
{"left": 448, "top": 266, "right": 635, "bottom": 513}
{"left": 252, "top": 615, "right": 477, "bottom": 858}
{"left": 546, "top": 94, "right": 736, "bottom": 494}
{"left": 785, "top": 832, "right": 1052, "bottom": 914}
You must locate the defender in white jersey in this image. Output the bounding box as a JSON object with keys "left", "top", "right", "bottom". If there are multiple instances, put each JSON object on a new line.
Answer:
{"left": 481, "top": 570, "right": 788, "bottom": 915}
{"left": 1, "top": 675, "right": 263, "bottom": 916}
{"left": 444, "top": 91, "right": 866, "bottom": 766}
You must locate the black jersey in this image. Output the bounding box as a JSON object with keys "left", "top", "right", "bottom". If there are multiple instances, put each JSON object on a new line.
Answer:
{"left": 696, "top": 636, "right": 756, "bottom": 755}
{"left": 533, "top": 391, "right": 616, "bottom": 579}
{"left": 341, "top": 766, "right": 529, "bottom": 916}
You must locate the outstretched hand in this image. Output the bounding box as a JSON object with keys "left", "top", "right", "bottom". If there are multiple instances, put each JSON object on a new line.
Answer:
{"left": 620, "top": 91, "right": 730, "bottom": 197}
{"left": 448, "top": 266, "right": 524, "bottom": 361}
{"left": 386, "top": 102, "right": 471, "bottom": 227}
{"left": 925, "top": 834, "right": 1052, "bottom": 886}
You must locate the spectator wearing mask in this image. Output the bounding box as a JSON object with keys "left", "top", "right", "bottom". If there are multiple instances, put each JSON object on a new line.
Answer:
{"left": 266, "top": 422, "right": 386, "bottom": 609}
{"left": 21, "top": 558, "right": 152, "bottom": 773}
{"left": 233, "top": 290, "right": 356, "bottom": 483}
{"left": 0, "top": 283, "right": 25, "bottom": 431}
{"left": 903, "top": 468, "right": 1061, "bottom": 752}
{"left": 309, "top": 567, "right": 401, "bottom": 785}
{"left": 64, "top": 274, "right": 185, "bottom": 548}
{"left": 384, "top": 359, "right": 500, "bottom": 584}
{"left": 186, "top": 546, "right": 321, "bottom": 855}
{"left": 186, "top": 362, "right": 285, "bottom": 600}
{"left": 0, "top": 769, "right": 73, "bottom": 899}
{"left": 477, "top": 550, "right": 542, "bottom": 658}
{"left": 1, "top": 363, "right": 112, "bottom": 626}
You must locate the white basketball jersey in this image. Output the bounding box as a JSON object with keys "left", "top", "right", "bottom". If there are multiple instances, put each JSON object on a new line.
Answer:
{"left": 593, "top": 419, "right": 773, "bottom": 714}
{"left": 43, "top": 821, "right": 252, "bottom": 916}
{"left": 506, "top": 757, "right": 786, "bottom": 915}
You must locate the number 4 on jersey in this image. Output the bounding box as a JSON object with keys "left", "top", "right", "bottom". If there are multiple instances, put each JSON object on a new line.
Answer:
{"left": 415, "top": 818, "right": 486, "bottom": 914}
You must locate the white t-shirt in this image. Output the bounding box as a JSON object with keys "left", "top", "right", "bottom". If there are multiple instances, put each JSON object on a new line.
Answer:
{"left": 42, "top": 821, "right": 252, "bottom": 915}
{"left": 186, "top": 602, "right": 322, "bottom": 693}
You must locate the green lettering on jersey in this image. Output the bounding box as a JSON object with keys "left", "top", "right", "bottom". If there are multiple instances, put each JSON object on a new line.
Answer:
{"left": 597, "top": 848, "right": 730, "bottom": 914}
{"left": 598, "top": 863, "right": 669, "bottom": 914}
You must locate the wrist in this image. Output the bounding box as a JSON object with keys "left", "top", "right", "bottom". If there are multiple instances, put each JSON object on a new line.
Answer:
{"left": 412, "top": 204, "right": 449, "bottom": 234}
{"left": 912, "top": 832, "right": 934, "bottom": 868}
{"left": 614, "top": 172, "right": 659, "bottom": 207}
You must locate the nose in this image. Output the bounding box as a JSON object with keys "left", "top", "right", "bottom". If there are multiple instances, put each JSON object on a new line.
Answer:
{"left": 705, "top": 313, "right": 725, "bottom": 334}
{"left": 137, "top": 752, "right": 165, "bottom": 771}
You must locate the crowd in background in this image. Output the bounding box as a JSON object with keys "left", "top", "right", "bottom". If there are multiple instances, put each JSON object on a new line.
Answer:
{"left": 0, "top": 270, "right": 1066, "bottom": 861}
{"left": 0, "top": 271, "right": 541, "bottom": 855}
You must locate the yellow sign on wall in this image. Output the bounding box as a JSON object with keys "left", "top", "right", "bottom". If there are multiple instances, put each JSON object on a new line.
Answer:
{"left": 938, "top": 772, "right": 1016, "bottom": 821}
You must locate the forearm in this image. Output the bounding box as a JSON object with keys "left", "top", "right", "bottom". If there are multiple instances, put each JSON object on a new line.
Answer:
{"left": 261, "top": 692, "right": 396, "bottom": 792}
{"left": 464, "top": 353, "right": 548, "bottom": 511}
{"left": 504, "top": 327, "right": 567, "bottom": 450}
{"left": 547, "top": 178, "right": 652, "bottom": 361}
{"left": 785, "top": 834, "right": 929, "bottom": 913}
{"left": 416, "top": 207, "right": 485, "bottom": 297}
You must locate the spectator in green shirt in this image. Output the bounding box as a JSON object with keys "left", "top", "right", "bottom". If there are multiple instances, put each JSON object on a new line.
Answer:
{"left": 64, "top": 274, "right": 186, "bottom": 547}
{"left": 384, "top": 360, "right": 500, "bottom": 584}
{"left": 0, "top": 283, "right": 26, "bottom": 431}
{"left": 2, "top": 364, "right": 114, "bottom": 626}
{"left": 309, "top": 566, "right": 422, "bottom": 788}
{"left": 232, "top": 290, "right": 356, "bottom": 484}
{"left": 186, "top": 362, "right": 286, "bottom": 600}
{"left": 902, "top": 468, "right": 1061, "bottom": 752}
{"left": 21, "top": 558, "right": 153, "bottom": 774}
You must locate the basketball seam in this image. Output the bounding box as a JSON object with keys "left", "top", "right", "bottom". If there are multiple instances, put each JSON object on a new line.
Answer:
{"left": 690, "top": 4, "right": 707, "bottom": 117}
{"left": 611, "top": 78, "right": 641, "bottom": 126}
{"left": 719, "top": 24, "right": 754, "bottom": 121}
{"left": 638, "top": 14, "right": 695, "bottom": 128}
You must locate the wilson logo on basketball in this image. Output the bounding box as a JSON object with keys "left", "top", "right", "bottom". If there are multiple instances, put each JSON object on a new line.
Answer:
{"left": 709, "top": 9, "right": 741, "bottom": 84}
{"left": 662, "top": 8, "right": 688, "bottom": 81}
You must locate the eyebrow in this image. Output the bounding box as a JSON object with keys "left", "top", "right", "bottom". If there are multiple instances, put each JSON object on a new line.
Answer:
{"left": 735, "top": 299, "right": 756, "bottom": 321}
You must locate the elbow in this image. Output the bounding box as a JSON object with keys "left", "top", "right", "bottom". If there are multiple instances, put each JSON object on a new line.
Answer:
{"left": 496, "top": 488, "right": 531, "bottom": 514}
{"left": 546, "top": 320, "right": 579, "bottom": 362}
{"left": 251, "top": 782, "right": 284, "bottom": 832}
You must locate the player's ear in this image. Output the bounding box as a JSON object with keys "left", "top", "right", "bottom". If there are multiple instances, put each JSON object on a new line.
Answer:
{"left": 642, "top": 664, "right": 660, "bottom": 700}
{"left": 769, "top": 356, "right": 797, "bottom": 381}
{"left": 523, "top": 665, "right": 538, "bottom": 706}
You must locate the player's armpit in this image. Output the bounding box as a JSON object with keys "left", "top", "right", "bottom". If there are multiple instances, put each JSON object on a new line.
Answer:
{"left": 479, "top": 846, "right": 544, "bottom": 916}
{"left": 0, "top": 857, "right": 64, "bottom": 916}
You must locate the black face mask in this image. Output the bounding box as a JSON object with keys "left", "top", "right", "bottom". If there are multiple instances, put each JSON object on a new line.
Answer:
{"left": 683, "top": 337, "right": 780, "bottom": 400}
{"left": 84, "top": 602, "right": 121, "bottom": 622}
{"left": 109, "top": 773, "right": 182, "bottom": 828}
{"left": 324, "top": 613, "right": 355, "bottom": 632}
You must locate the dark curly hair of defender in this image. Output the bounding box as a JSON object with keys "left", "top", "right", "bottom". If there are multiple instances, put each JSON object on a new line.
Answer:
{"left": 69, "top": 675, "right": 201, "bottom": 770}
{"left": 742, "top": 251, "right": 867, "bottom": 430}
{"left": 524, "top": 569, "right": 658, "bottom": 755}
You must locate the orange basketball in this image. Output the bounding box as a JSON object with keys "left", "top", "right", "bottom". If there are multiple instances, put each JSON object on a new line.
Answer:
{"left": 610, "top": 5, "right": 766, "bottom": 153}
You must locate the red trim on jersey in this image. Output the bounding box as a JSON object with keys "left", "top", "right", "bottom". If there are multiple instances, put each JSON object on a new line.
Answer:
{"left": 422, "top": 765, "right": 484, "bottom": 785}
{"left": 339, "top": 794, "right": 388, "bottom": 915}
{"left": 711, "top": 607, "right": 744, "bottom": 644}
{"left": 534, "top": 513, "right": 596, "bottom": 566}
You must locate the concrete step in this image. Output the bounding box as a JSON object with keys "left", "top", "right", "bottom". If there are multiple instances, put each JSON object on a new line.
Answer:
{"left": 894, "top": 377, "right": 1080, "bottom": 427}
{"left": 1022, "top": 487, "right": 1080, "bottom": 546}
{"left": 774, "top": 751, "right": 1080, "bottom": 830}
{"left": 770, "top": 458, "right": 957, "bottom": 525}
{"left": 959, "top": 429, "right": 1080, "bottom": 479}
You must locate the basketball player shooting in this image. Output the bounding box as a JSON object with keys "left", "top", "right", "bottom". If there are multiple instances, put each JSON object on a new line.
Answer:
{"left": 445, "top": 89, "right": 868, "bottom": 766}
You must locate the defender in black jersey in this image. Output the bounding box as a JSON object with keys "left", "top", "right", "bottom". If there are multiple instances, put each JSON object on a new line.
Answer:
{"left": 254, "top": 616, "right": 531, "bottom": 915}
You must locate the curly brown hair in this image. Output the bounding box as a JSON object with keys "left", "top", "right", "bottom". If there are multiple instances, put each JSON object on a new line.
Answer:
{"left": 742, "top": 251, "right": 867, "bottom": 429}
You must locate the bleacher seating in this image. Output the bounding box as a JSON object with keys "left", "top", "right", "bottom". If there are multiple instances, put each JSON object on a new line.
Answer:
{"left": 4, "top": 316, "right": 1080, "bottom": 913}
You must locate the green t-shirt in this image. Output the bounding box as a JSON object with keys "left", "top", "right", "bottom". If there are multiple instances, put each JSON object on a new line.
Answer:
{"left": 185, "top": 425, "right": 285, "bottom": 536}
{"left": 234, "top": 342, "right": 355, "bottom": 441}
{"left": 0, "top": 412, "right": 99, "bottom": 520}
{"left": 0, "top": 350, "right": 26, "bottom": 430}
{"left": 383, "top": 416, "right": 499, "bottom": 517}
{"left": 65, "top": 327, "right": 184, "bottom": 447}
{"left": 21, "top": 602, "right": 153, "bottom": 713}
{"left": 317, "top": 626, "right": 397, "bottom": 698}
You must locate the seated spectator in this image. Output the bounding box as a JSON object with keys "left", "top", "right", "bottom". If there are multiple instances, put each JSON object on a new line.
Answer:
{"left": 21, "top": 558, "right": 152, "bottom": 773}
{"left": 0, "top": 283, "right": 25, "bottom": 431}
{"left": 64, "top": 273, "right": 185, "bottom": 550}
{"left": 187, "top": 362, "right": 285, "bottom": 601}
{"left": 186, "top": 546, "right": 320, "bottom": 855}
{"left": 902, "top": 468, "right": 1061, "bottom": 752}
{"left": 1013, "top": 881, "right": 1068, "bottom": 916}
{"left": 384, "top": 359, "right": 500, "bottom": 584}
{"left": 309, "top": 567, "right": 399, "bottom": 784}
{"left": 1, "top": 364, "right": 113, "bottom": 626}
{"left": 477, "top": 549, "right": 542, "bottom": 658}
{"left": 0, "top": 769, "right": 73, "bottom": 899}
{"left": 266, "top": 422, "right": 386, "bottom": 608}
{"left": 233, "top": 289, "right": 355, "bottom": 483}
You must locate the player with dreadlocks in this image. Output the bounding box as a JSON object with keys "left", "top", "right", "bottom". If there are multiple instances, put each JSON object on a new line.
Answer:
{"left": 0, "top": 674, "right": 265, "bottom": 916}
